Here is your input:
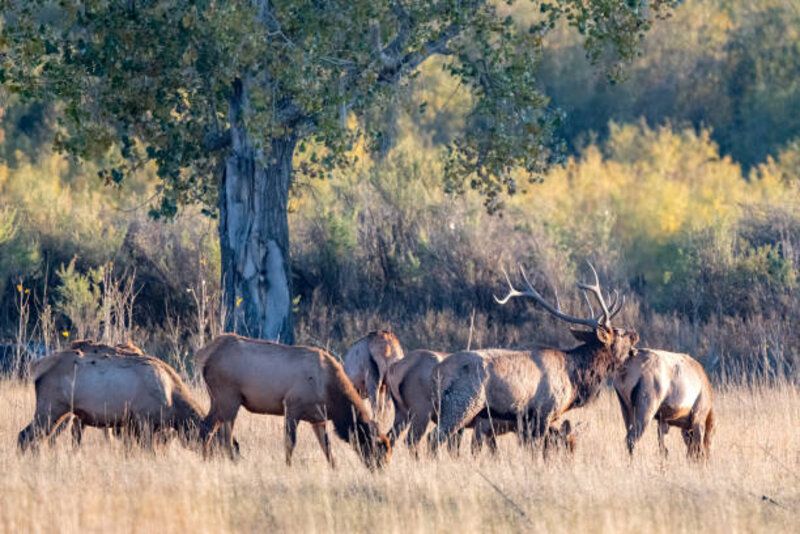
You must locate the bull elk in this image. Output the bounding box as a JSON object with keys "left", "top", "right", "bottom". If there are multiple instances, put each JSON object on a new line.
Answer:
{"left": 197, "top": 334, "right": 391, "bottom": 470}
{"left": 614, "top": 348, "right": 715, "bottom": 460}
{"left": 386, "top": 349, "right": 568, "bottom": 457}
{"left": 430, "top": 263, "right": 639, "bottom": 457}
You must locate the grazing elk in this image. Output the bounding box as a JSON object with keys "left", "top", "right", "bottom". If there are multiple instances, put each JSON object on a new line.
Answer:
{"left": 614, "top": 348, "right": 715, "bottom": 460}
{"left": 197, "top": 334, "right": 391, "bottom": 469}
{"left": 343, "top": 330, "right": 404, "bottom": 425}
{"left": 18, "top": 344, "right": 205, "bottom": 451}
{"left": 430, "top": 263, "right": 639, "bottom": 458}
{"left": 49, "top": 340, "right": 149, "bottom": 445}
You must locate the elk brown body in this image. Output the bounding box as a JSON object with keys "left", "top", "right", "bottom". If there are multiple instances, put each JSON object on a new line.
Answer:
{"left": 18, "top": 342, "right": 204, "bottom": 451}
{"left": 614, "top": 348, "right": 715, "bottom": 459}
{"left": 197, "top": 334, "right": 391, "bottom": 469}
{"left": 386, "top": 349, "right": 446, "bottom": 454}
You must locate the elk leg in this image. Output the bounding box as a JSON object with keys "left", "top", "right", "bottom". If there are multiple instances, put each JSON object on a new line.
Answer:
{"left": 703, "top": 408, "right": 714, "bottom": 459}
{"left": 200, "top": 420, "right": 221, "bottom": 457}
{"left": 471, "top": 420, "right": 499, "bottom": 456}
{"left": 657, "top": 419, "right": 670, "bottom": 458}
{"left": 626, "top": 382, "right": 659, "bottom": 456}
{"left": 531, "top": 407, "right": 558, "bottom": 460}
{"left": 471, "top": 428, "right": 484, "bottom": 456}
{"left": 686, "top": 395, "right": 712, "bottom": 461}
{"left": 311, "top": 422, "right": 336, "bottom": 468}
{"left": 202, "top": 391, "right": 241, "bottom": 459}
{"left": 388, "top": 406, "right": 409, "bottom": 448}
{"left": 70, "top": 417, "right": 84, "bottom": 448}
{"left": 684, "top": 422, "right": 706, "bottom": 461}
{"left": 406, "top": 410, "right": 432, "bottom": 459}
{"left": 216, "top": 421, "right": 240, "bottom": 460}
{"left": 47, "top": 415, "right": 77, "bottom": 447}
{"left": 284, "top": 415, "right": 299, "bottom": 466}
{"left": 139, "top": 423, "right": 159, "bottom": 452}
{"left": 615, "top": 388, "right": 633, "bottom": 432}
{"left": 471, "top": 421, "right": 487, "bottom": 456}
{"left": 119, "top": 420, "right": 146, "bottom": 450}
{"left": 447, "top": 428, "right": 464, "bottom": 457}
{"left": 106, "top": 425, "right": 122, "bottom": 441}
{"left": 485, "top": 430, "right": 499, "bottom": 455}
{"left": 430, "top": 364, "right": 487, "bottom": 454}
{"left": 18, "top": 404, "right": 71, "bottom": 452}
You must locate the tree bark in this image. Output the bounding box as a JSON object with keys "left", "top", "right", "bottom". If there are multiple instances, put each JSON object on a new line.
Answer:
{"left": 218, "top": 79, "right": 295, "bottom": 343}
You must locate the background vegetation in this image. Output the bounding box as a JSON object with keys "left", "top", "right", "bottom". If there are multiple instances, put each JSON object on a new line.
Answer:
{"left": 1, "top": 0, "right": 799, "bottom": 382}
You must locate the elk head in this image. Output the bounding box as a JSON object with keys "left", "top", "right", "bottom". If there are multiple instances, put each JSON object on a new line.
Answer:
{"left": 494, "top": 262, "right": 639, "bottom": 365}
{"left": 354, "top": 421, "right": 392, "bottom": 470}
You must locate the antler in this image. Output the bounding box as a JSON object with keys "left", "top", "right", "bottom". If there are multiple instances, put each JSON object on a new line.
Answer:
{"left": 494, "top": 265, "right": 601, "bottom": 329}
{"left": 494, "top": 262, "right": 624, "bottom": 328}
{"left": 575, "top": 261, "right": 626, "bottom": 326}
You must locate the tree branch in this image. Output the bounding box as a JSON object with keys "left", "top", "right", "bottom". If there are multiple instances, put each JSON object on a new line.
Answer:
{"left": 376, "top": 22, "right": 461, "bottom": 85}
{"left": 251, "top": 0, "right": 310, "bottom": 130}
{"left": 380, "top": 1, "right": 412, "bottom": 68}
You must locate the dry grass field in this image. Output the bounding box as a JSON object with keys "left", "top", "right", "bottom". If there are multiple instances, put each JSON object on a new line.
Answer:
{"left": 0, "top": 379, "right": 797, "bottom": 534}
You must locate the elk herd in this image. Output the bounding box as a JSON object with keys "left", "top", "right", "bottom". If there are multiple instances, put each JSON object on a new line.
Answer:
{"left": 16, "top": 263, "right": 715, "bottom": 470}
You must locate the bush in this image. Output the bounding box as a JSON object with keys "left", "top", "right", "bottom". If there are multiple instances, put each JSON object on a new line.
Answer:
{"left": 290, "top": 122, "right": 799, "bottom": 382}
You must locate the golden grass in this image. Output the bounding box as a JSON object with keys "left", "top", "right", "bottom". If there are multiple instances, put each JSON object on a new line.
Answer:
{"left": 0, "top": 380, "right": 797, "bottom": 534}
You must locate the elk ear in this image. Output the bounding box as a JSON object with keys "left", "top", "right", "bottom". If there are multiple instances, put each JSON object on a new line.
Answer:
{"left": 569, "top": 328, "right": 596, "bottom": 344}
{"left": 595, "top": 326, "right": 613, "bottom": 346}
{"left": 628, "top": 331, "right": 640, "bottom": 345}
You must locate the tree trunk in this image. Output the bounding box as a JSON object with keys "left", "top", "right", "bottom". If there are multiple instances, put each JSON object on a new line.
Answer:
{"left": 218, "top": 80, "right": 295, "bottom": 343}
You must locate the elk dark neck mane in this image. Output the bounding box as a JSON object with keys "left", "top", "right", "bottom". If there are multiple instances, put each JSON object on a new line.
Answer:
{"left": 565, "top": 342, "right": 618, "bottom": 408}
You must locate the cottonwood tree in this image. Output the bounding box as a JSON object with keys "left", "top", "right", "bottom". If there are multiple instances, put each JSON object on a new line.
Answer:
{"left": 0, "top": 0, "right": 672, "bottom": 343}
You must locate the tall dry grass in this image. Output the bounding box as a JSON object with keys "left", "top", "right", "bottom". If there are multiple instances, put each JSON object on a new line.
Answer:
{"left": 1, "top": 379, "right": 797, "bottom": 533}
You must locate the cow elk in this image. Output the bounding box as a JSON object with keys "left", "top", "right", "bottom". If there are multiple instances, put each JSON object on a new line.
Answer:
{"left": 197, "top": 334, "right": 391, "bottom": 470}
{"left": 386, "top": 349, "right": 467, "bottom": 456}
{"left": 430, "top": 263, "right": 639, "bottom": 459}
{"left": 387, "top": 349, "right": 523, "bottom": 457}
{"left": 18, "top": 342, "right": 205, "bottom": 451}
{"left": 614, "top": 348, "right": 715, "bottom": 460}
{"left": 343, "top": 330, "right": 404, "bottom": 426}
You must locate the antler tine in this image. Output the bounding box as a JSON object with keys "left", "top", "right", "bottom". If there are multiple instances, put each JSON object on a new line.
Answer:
{"left": 553, "top": 286, "right": 562, "bottom": 312}
{"left": 582, "top": 291, "right": 596, "bottom": 318}
{"left": 606, "top": 289, "right": 618, "bottom": 312}
{"left": 587, "top": 260, "right": 601, "bottom": 287}
{"left": 609, "top": 293, "right": 625, "bottom": 319}
{"left": 518, "top": 265, "right": 564, "bottom": 314}
{"left": 493, "top": 266, "right": 525, "bottom": 305}
{"left": 575, "top": 261, "right": 612, "bottom": 325}
{"left": 494, "top": 264, "right": 599, "bottom": 328}
{"left": 518, "top": 264, "right": 540, "bottom": 298}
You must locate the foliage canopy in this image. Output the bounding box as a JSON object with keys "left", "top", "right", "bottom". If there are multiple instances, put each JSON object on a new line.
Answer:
{"left": 1, "top": 0, "right": 673, "bottom": 213}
